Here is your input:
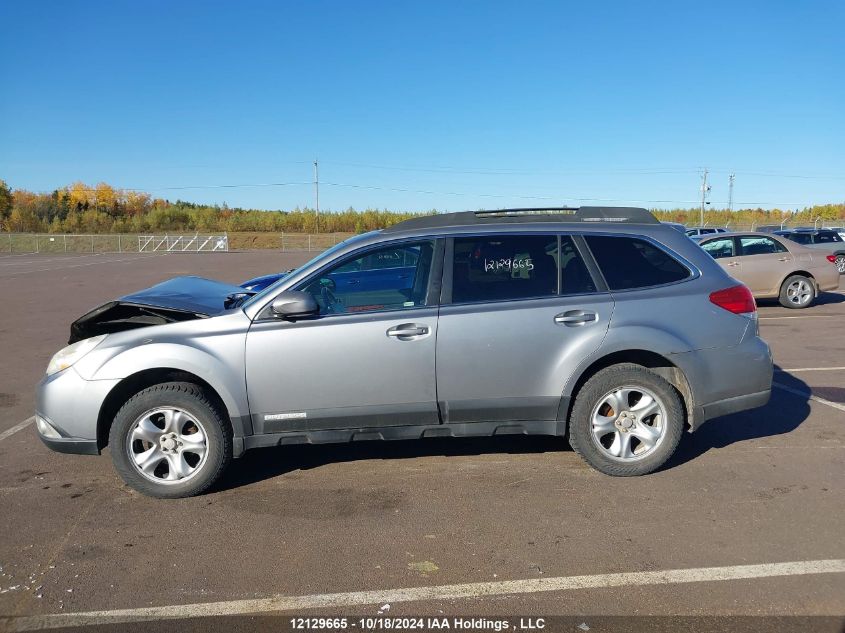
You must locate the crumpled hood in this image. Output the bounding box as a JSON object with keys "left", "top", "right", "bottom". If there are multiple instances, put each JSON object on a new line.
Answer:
{"left": 69, "top": 276, "right": 250, "bottom": 343}
{"left": 119, "top": 276, "right": 248, "bottom": 314}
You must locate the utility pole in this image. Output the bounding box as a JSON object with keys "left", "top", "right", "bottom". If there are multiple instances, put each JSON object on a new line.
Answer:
{"left": 727, "top": 173, "right": 735, "bottom": 212}
{"left": 699, "top": 168, "right": 711, "bottom": 226}
{"left": 313, "top": 158, "right": 320, "bottom": 233}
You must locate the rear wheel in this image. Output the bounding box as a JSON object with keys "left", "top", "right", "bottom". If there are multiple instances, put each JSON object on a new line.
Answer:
{"left": 109, "top": 382, "right": 231, "bottom": 498}
{"left": 568, "top": 363, "right": 684, "bottom": 476}
{"left": 835, "top": 255, "right": 845, "bottom": 275}
{"left": 778, "top": 275, "right": 816, "bottom": 309}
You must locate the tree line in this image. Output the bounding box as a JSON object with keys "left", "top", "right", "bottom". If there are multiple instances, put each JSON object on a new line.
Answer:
{"left": 1, "top": 179, "right": 843, "bottom": 234}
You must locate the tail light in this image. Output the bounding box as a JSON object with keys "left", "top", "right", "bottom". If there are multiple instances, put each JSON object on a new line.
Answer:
{"left": 827, "top": 255, "right": 837, "bottom": 263}
{"left": 709, "top": 284, "right": 756, "bottom": 314}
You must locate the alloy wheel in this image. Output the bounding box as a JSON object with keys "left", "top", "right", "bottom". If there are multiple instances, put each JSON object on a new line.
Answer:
{"left": 786, "top": 279, "right": 813, "bottom": 306}
{"left": 590, "top": 386, "right": 667, "bottom": 461}
{"left": 126, "top": 407, "right": 208, "bottom": 484}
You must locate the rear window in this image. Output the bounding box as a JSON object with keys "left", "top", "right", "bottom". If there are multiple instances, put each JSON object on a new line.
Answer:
{"left": 584, "top": 236, "right": 690, "bottom": 290}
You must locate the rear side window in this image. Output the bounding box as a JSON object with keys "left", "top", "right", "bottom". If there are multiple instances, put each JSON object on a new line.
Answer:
{"left": 451, "top": 235, "right": 558, "bottom": 303}
{"left": 584, "top": 236, "right": 690, "bottom": 290}
{"left": 817, "top": 232, "right": 842, "bottom": 243}
{"left": 738, "top": 236, "right": 787, "bottom": 255}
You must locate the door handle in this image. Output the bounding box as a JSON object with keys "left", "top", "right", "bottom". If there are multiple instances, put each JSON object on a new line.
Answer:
{"left": 777, "top": 257, "right": 789, "bottom": 262}
{"left": 554, "top": 310, "right": 598, "bottom": 327}
{"left": 386, "top": 323, "right": 430, "bottom": 338}
{"left": 346, "top": 279, "right": 360, "bottom": 285}
{"left": 727, "top": 261, "right": 739, "bottom": 267}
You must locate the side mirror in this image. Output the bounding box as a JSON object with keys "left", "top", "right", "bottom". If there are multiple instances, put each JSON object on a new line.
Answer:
{"left": 270, "top": 291, "right": 319, "bottom": 320}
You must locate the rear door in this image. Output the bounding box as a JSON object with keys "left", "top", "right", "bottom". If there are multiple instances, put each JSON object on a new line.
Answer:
{"left": 735, "top": 235, "right": 792, "bottom": 295}
{"left": 435, "top": 234, "right": 612, "bottom": 423}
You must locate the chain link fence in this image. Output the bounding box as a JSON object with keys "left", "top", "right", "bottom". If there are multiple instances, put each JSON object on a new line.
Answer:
{"left": 278, "top": 233, "right": 355, "bottom": 252}
{"left": 2, "top": 233, "right": 146, "bottom": 254}
{"left": 681, "top": 221, "right": 845, "bottom": 232}
{"left": 1, "top": 232, "right": 358, "bottom": 255}
{"left": 4, "top": 224, "right": 843, "bottom": 256}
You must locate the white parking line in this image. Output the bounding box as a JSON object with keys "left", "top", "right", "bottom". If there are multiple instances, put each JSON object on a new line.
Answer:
{"left": 0, "top": 417, "right": 34, "bottom": 442}
{"left": 4, "top": 559, "right": 844, "bottom": 631}
{"left": 759, "top": 315, "right": 834, "bottom": 320}
{"left": 779, "top": 367, "right": 845, "bottom": 372}
{"left": 773, "top": 382, "right": 845, "bottom": 413}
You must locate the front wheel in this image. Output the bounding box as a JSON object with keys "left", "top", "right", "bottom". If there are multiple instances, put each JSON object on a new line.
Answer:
{"left": 779, "top": 275, "right": 816, "bottom": 309}
{"left": 568, "top": 364, "right": 684, "bottom": 476}
{"left": 109, "top": 382, "right": 232, "bottom": 498}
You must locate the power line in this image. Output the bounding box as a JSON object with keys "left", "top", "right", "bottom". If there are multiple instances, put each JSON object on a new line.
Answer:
{"left": 320, "top": 160, "right": 703, "bottom": 177}
{"left": 321, "top": 160, "right": 845, "bottom": 180}
{"left": 23, "top": 178, "right": 830, "bottom": 209}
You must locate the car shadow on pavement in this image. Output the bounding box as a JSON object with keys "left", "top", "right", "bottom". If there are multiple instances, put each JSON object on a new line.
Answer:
{"left": 220, "top": 366, "right": 815, "bottom": 491}
{"left": 758, "top": 291, "right": 845, "bottom": 308}
{"left": 220, "top": 434, "right": 572, "bottom": 491}
{"left": 665, "top": 365, "right": 813, "bottom": 469}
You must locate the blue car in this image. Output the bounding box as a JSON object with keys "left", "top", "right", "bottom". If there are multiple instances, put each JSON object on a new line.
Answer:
{"left": 239, "top": 271, "right": 290, "bottom": 293}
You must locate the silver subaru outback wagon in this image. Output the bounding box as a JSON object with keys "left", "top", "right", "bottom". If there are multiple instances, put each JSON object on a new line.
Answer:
{"left": 36, "top": 207, "right": 773, "bottom": 498}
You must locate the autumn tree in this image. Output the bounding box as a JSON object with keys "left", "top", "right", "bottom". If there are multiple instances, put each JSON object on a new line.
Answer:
{"left": 0, "top": 179, "right": 12, "bottom": 222}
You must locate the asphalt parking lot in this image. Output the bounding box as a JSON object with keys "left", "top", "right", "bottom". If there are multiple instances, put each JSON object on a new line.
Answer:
{"left": 0, "top": 252, "right": 843, "bottom": 631}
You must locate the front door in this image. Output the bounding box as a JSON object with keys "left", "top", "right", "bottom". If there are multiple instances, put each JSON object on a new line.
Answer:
{"left": 436, "top": 234, "right": 612, "bottom": 423}
{"left": 245, "top": 239, "right": 441, "bottom": 434}
{"left": 700, "top": 236, "right": 742, "bottom": 279}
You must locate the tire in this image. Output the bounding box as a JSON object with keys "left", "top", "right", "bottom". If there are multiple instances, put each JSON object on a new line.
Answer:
{"left": 109, "top": 382, "right": 232, "bottom": 498}
{"left": 835, "top": 255, "right": 845, "bottom": 275}
{"left": 568, "top": 363, "right": 684, "bottom": 477}
{"left": 778, "top": 274, "right": 816, "bottom": 309}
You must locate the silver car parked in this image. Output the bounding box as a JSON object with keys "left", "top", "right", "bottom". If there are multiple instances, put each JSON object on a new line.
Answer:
{"left": 37, "top": 207, "right": 773, "bottom": 498}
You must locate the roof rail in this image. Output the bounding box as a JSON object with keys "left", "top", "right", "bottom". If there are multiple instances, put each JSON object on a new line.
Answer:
{"left": 383, "top": 206, "right": 658, "bottom": 232}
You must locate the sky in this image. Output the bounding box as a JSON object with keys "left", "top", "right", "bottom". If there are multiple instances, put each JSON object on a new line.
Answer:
{"left": 1, "top": 0, "right": 843, "bottom": 212}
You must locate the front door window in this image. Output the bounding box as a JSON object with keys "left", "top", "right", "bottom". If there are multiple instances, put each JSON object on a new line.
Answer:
{"left": 298, "top": 241, "right": 435, "bottom": 314}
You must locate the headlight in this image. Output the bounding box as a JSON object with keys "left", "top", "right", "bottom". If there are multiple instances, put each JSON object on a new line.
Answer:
{"left": 46, "top": 335, "right": 107, "bottom": 376}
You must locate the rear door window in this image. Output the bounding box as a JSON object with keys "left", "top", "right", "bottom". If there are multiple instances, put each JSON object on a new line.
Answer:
{"left": 450, "top": 235, "right": 558, "bottom": 303}
{"left": 584, "top": 236, "right": 691, "bottom": 290}
{"left": 816, "top": 232, "right": 842, "bottom": 243}
{"left": 738, "top": 236, "right": 787, "bottom": 255}
{"left": 701, "top": 237, "right": 735, "bottom": 259}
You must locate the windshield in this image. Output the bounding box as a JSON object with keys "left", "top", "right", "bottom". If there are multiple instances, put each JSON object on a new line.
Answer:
{"left": 241, "top": 232, "right": 380, "bottom": 309}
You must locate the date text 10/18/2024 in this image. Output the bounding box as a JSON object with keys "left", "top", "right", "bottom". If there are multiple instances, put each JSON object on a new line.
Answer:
{"left": 289, "top": 617, "right": 547, "bottom": 631}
